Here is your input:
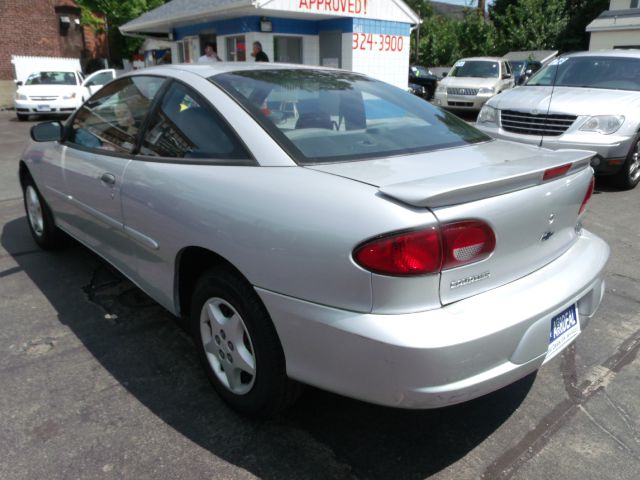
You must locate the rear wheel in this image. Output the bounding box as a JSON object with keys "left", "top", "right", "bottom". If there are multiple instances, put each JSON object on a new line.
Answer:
{"left": 612, "top": 136, "right": 640, "bottom": 190}
{"left": 22, "top": 175, "right": 63, "bottom": 249}
{"left": 190, "top": 267, "right": 301, "bottom": 417}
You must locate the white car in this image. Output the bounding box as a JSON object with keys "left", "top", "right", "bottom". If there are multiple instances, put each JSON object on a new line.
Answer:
{"left": 434, "top": 57, "right": 514, "bottom": 112}
{"left": 14, "top": 69, "right": 116, "bottom": 121}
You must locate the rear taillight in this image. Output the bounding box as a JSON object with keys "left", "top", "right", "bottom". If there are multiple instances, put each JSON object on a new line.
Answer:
{"left": 579, "top": 176, "right": 595, "bottom": 215}
{"left": 353, "top": 228, "right": 441, "bottom": 276}
{"left": 543, "top": 163, "right": 572, "bottom": 181}
{"left": 441, "top": 221, "right": 496, "bottom": 269}
{"left": 354, "top": 220, "right": 495, "bottom": 276}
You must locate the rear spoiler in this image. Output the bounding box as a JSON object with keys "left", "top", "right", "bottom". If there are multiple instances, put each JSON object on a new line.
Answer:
{"left": 379, "top": 149, "right": 595, "bottom": 208}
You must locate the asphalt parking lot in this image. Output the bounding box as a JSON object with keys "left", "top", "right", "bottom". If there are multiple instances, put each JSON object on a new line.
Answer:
{"left": 0, "top": 110, "right": 638, "bottom": 480}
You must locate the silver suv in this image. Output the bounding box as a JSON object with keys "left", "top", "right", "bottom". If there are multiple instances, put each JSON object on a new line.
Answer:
{"left": 434, "top": 57, "right": 514, "bottom": 112}
{"left": 476, "top": 50, "right": 640, "bottom": 189}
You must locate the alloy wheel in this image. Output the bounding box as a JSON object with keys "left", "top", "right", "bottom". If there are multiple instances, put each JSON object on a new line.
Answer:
{"left": 200, "top": 297, "right": 256, "bottom": 395}
{"left": 25, "top": 185, "right": 44, "bottom": 237}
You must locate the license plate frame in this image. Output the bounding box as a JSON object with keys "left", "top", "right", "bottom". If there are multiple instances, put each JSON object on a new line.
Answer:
{"left": 544, "top": 304, "right": 580, "bottom": 363}
{"left": 36, "top": 104, "right": 51, "bottom": 112}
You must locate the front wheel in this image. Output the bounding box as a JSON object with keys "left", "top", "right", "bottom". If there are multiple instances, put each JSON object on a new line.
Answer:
{"left": 612, "top": 136, "right": 640, "bottom": 190}
{"left": 190, "top": 267, "right": 301, "bottom": 417}
{"left": 17, "top": 113, "right": 28, "bottom": 121}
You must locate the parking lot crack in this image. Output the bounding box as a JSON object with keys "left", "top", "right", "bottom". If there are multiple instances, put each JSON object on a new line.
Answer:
{"left": 579, "top": 404, "right": 640, "bottom": 459}
{"left": 603, "top": 391, "right": 640, "bottom": 446}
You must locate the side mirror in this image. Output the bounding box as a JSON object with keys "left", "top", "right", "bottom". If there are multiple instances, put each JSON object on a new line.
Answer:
{"left": 517, "top": 76, "right": 526, "bottom": 86}
{"left": 16, "top": 81, "right": 23, "bottom": 86}
{"left": 502, "top": 73, "right": 512, "bottom": 80}
{"left": 525, "top": 69, "right": 533, "bottom": 76}
{"left": 31, "top": 121, "right": 63, "bottom": 142}
{"left": 442, "top": 72, "right": 448, "bottom": 78}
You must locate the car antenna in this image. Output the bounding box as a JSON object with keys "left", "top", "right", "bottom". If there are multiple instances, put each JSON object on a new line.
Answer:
{"left": 541, "top": 53, "right": 564, "bottom": 148}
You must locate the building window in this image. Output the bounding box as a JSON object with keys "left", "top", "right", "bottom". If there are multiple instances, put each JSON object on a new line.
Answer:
{"left": 274, "top": 36, "right": 303, "bottom": 64}
{"left": 226, "top": 36, "right": 246, "bottom": 62}
{"left": 632, "top": 0, "right": 639, "bottom": 8}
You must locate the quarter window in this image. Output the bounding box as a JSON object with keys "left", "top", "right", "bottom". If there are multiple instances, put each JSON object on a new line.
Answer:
{"left": 139, "top": 81, "right": 249, "bottom": 161}
{"left": 69, "top": 76, "right": 165, "bottom": 153}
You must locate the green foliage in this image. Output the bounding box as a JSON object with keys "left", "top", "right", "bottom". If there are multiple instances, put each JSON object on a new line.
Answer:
{"left": 558, "top": 0, "right": 610, "bottom": 52}
{"left": 75, "top": 0, "right": 167, "bottom": 62}
{"left": 491, "top": 0, "right": 568, "bottom": 52}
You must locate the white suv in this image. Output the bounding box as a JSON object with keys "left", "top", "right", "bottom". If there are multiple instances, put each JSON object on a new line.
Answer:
{"left": 434, "top": 57, "right": 514, "bottom": 112}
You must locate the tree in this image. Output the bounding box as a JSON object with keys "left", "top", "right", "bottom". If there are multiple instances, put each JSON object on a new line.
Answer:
{"left": 558, "top": 0, "right": 609, "bottom": 52}
{"left": 490, "top": 0, "right": 568, "bottom": 54}
{"left": 75, "top": 0, "right": 167, "bottom": 64}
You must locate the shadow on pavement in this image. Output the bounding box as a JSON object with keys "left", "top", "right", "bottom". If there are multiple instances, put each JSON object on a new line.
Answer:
{"left": 2, "top": 214, "right": 534, "bottom": 480}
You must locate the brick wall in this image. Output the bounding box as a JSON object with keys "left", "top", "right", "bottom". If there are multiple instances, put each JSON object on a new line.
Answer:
{"left": 0, "top": 0, "right": 107, "bottom": 81}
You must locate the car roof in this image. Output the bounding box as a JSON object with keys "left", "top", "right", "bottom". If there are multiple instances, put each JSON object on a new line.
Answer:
{"left": 564, "top": 49, "right": 640, "bottom": 59}
{"left": 132, "top": 62, "right": 341, "bottom": 79}
{"left": 456, "top": 57, "right": 503, "bottom": 62}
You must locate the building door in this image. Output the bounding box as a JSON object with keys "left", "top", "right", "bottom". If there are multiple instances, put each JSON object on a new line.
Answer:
{"left": 319, "top": 31, "right": 342, "bottom": 68}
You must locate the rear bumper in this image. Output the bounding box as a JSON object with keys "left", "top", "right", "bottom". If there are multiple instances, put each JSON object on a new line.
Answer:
{"left": 258, "top": 230, "right": 609, "bottom": 409}
{"left": 477, "top": 124, "right": 634, "bottom": 175}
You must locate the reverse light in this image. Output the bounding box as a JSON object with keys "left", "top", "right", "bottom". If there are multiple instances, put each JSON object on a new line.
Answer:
{"left": 441, "top": 221, "right": 496, "bottom": 269}
{"left": 579, "top": 176, "right": 595, "bottom": 216}
{"left": 543, "top": 163, "right": 572, "bottom": 181}
{"left": 580, "top": 115, "right": 624, "bottom": 135}
{"left": 353, "top": 221, "right": 496, "bottom": 276}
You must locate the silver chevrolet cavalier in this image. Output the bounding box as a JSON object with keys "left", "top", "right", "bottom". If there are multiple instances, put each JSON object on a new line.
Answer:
{"left": 476, "top": 50, "right": 640, "bottom": 189}
{"left": 20, "top": 64, "right": 609, "bottom": 417}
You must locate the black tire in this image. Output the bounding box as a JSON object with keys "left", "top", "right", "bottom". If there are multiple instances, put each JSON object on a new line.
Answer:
{"left": 612, "top": 136, "right": 640, "bottom": 190}
{"left": 190, "top": 266, "right": 301, "bottom": 417}
{"left": 17, "top": 114, "right": 28, "bottom": 121}
{"left": 22, "top": 174, "right": 64, "bottom": 249}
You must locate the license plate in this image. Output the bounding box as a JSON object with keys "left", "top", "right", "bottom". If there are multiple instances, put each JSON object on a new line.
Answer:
{"left": 544, "top": 304, "right": 580, "bottom": 363}
{"left": 37, "top": 104, "right": 51, "bottom": 112}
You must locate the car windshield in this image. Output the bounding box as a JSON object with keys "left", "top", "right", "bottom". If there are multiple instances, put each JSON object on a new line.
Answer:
{"left": 449, "top": 61, "right": 499, "bottom": 78}
{"left": 410, "top": 66, "right": 431, "bottom": 77}
{"left": 211, "top": 69, "right": 489, "bottom": 164}
{"left": 25, "top": 71, "right": 77, "bottom": 86}
{"left": 527, "top": 56, "right": 640, "bottom": 91}
{"left": 509, "top": 61, "right": 525, "bottom": 73}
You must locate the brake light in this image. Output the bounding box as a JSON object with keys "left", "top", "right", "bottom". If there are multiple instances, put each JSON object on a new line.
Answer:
{"left": 543, "top": 163, "right": 572, "bottom": 181}
{"left": 353, "top": 220, "right": 495, "bottom": 276}
{"left": 353, "top": 228, "right": 441, "bottom": 276}
{"left": 579, "top": 176, "right": 595, "bottom": 215}
{"left": 441, "top": 221, "right": 496, "bottom": 269}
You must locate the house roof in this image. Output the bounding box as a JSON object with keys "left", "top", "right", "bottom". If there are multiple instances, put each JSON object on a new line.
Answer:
{"left": 587, "top": 8, "right": 640, "bottom": 32}
{"left": 120, "top": 0, "right": 420, "bottom": 34}
{"left": 502, "top": 50, "right": 558, "bottom": 63}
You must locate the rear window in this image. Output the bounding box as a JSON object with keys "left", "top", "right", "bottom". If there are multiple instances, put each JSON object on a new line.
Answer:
{"left": 211, "top": 69, "right": 489, "bottom": 164}
{"left": 528, "top": 56, "right": 640, "bottom": 91}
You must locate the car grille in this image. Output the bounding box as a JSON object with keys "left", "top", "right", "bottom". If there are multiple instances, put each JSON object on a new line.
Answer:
{"left": 500, "top": 110, "right": 577, "bottom": 136}
{"left": 29, "top": 96, "right": 57, "bottom": 101}
{"left": 447, "top": 87, "right": 479, "bottom": 96}
{"left": 448, "top": 101, "right": 474, "bottom": 107}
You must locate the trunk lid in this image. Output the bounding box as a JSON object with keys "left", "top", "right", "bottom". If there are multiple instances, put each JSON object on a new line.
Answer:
{"left": 307, "top": 142, "right": 595, "bottom": 304}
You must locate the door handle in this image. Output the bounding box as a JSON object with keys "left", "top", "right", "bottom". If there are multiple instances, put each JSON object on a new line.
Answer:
{"left": 100, "top": 173, "right": 116, "bottom": 185}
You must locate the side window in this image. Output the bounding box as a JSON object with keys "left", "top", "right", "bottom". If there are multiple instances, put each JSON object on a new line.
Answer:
{"left": 139, "top": 82, "right": 250, "bottom": 161}
{"left": 69, "top": 76, "right": 165, "bottom": 154}
{"left": 85, "top": 71, "right": 114, "bottom": 87}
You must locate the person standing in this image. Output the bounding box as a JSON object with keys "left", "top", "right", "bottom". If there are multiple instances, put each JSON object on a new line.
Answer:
{"left": 251, "top": 42, "right": 269, "bottom": 62}
{"left": 198, "top": 43, "right": 221, "bottom": 64}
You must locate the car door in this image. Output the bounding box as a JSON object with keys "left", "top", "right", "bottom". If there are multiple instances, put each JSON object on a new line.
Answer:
{"left": 500, "top": 61, "right": 513, "bottom": 91}
{"left": 62, "top": 75, "right": 166, "bottom": 277}
{"left": 81, "top": 69, "right": 117, "bottom": 99}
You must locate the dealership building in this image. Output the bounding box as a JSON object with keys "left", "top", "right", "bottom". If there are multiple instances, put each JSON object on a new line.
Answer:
{"left": 120, "top": 0, "right": 420, "bottom": 89}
